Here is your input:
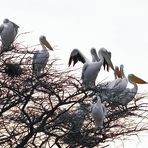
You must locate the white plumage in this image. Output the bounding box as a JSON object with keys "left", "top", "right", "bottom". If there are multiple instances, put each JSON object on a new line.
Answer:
{"left": 69, "top": 47, "right": 114, "bottom": 88}
{"left": 32, "top": 35, "right": 53, "bottom": 77}
{"left": 114, "top": 74, "right": 147, "bottom": 107}
{"left": 0, "top": 18, "right": 19, "bottom": 50}
{"left": 91, "top": 96, "right": 106, "bottom": 129}
{"left": 107, "top": 64, "right": 128, "bottom": 92}
{"left": 81, "top": 48, "right": 114, "bottom": 88}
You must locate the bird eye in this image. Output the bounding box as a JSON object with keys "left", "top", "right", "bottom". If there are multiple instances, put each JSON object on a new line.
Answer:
{"left": 39, "top": 35, "right": 46, "bottom": 41}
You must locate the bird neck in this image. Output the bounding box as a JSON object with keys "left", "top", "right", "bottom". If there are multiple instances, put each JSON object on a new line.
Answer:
{"left": 120, "top": 66, "right": 126, "bottom": 78}
{"left": 96, "top": 98, "right": 102, "bottom": 107}
{"left": 41, "top": 43, "right": 47, "bottom": 51}
{"left": 98, "top": 52, "right": 104, "bottom": 65}
{"left": 91, "top": 52, "right": 99, "bottom": 62}
{"left": 128, "top": 79, "right": 138, "bottom": 93}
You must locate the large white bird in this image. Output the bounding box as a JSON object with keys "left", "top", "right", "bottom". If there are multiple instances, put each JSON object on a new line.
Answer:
{"left": 114, "top": 74, "right": 147, "bottom": 108}
{"left": 107, "top": 64, "right": 128, "bottom": 92}
{"left": 32, "top": 35, "right": 53, "bottom": 77}
{"left": 0, "top": 18, "right": 19, "bottom": 50}
{"left": 69, "top": 48, "right": 114, "bottom": 88}
{"left": 91, "top": 96, "right": 106, "bottom": 129}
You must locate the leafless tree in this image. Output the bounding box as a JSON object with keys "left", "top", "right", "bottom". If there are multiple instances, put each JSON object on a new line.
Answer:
{"left": 0, "top": 36, "right": 148, "bottom": 148}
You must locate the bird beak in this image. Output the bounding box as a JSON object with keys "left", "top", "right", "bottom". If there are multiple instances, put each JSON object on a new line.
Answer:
{"left": 114, "top": 66, "right": 122, "bottom": 78}
{"left": 130, "top": 75, "right": 148, "bottom": 84}
{"left": 42, "top": 38, "right": 53, "bottom": 51}
{"left": 103, "top": 51, "right": 114, "bottom": 70}
{"left": 12, "top": 22, "right": 19, "bottom": 28}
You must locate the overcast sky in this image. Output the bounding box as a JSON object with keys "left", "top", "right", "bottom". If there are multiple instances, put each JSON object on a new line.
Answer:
{"left": 1, "top": 0, "right": 148, "bottom": 92}
{"left": 1, "top": 0, "right": 148, "bottom": 147}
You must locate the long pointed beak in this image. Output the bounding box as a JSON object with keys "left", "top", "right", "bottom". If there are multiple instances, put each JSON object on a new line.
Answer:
{"left": 11, "top": 22, "right": 19, "bottom": 28}
{"left": 103, "top": 51, "right": 114, "bottom": 70}
{"left": 42, "top": 38, "right": 53, "bottom": 51}
{"left": 129, "top": 74, "right": 148, "bottom": 84}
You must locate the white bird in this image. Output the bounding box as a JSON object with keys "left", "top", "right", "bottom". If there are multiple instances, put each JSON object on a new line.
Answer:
{"left": 107, "top": 64, "right": 128, "bottom": 92}
{"left": 91, "top": 96, "right": 106, "bottom": 129}
{"left": 82, "top": 48, "right": 114, "bottom": 88}
{"left": 69, "top": 48, "right": 114, "bottom": 88}
{"left": 99, "top": 64, "right": 122, "bottom": 88}
{"left": 32, "top": 35, "right": 53, "bottom": 77}
{"left": 114, "top": 74, "right": 147, "bottom": 108}
{"left": 0, "top": 18, "right": 19, "bottom": 51}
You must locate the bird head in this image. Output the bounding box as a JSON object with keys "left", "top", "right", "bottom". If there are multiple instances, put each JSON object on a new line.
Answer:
{"left": 90, "top": 48, "right": 97, "bottom": 55}
{"left": 3, "top": 18, "right": 9, "bottom": 23}
{"left": 128, "top": 74, "right": 148, "bottom": 84}
{"left": 90, "top": 48, "right": 99, "bottom": 62}
{"left": 92, "top": 96, "right": 98, "bottom": 103}
{"left": 99, "top": 48, "right": 114, "bottom": 71}
{"left": 39, "top": 35, "right": 53, "bottom": 51}
{"left": 92, "top": 95, "right": 102, "bottom": 104}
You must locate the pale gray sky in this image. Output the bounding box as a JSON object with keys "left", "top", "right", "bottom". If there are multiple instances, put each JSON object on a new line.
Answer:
{"left": 0, "top": 0, "right": 148, "bottom": 87}
{"left": 1, "top": 0, "right": 148, "bottom": 147}
{"left": 1, "top": 0, "right": 148, "bottom": 90}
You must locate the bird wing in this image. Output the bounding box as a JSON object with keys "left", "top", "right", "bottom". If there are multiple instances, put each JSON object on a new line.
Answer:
{"left": 108, "top": 77, "right": 128, "bottom": 91}
{"left": 0, "top": 24, "right": 4, "bottom": 34}
{"left": 11, "top": 21, "right": 19, "bottom": 34}
{"left": 32, "top": 50, "right": 40, "bottom": 70}
{"left": 103, "top": 51, "right": 111, "bottom": 71}
{"left": 108, "top": 78, "right": 123, "bottom": 89}
{"left": 91, "top": 103, "right": 104, "bottom": 128}
{"left": 115, "top": 88, "right": 136, "bottom": 106}
{"left": 68, "top": 49, "right": 89, "bottom": 66}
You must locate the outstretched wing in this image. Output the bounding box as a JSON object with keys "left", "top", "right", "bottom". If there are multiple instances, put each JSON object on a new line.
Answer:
{"left": 103, "top": 51, "right": 111, "bottom": 71}
{"left": 11, "top": 21, "right": 19, "bottom": 34}
{"left": 0, "top": 24, "right": 4, "bottom": 34}
{"left": 68, "top": 49, "right": 88, "bottom": 66}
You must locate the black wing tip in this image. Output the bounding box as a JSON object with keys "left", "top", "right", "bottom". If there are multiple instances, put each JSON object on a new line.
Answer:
{"left": 68, "top": 58, "right": 72, "bottom": 67}
{"left": 68, "top": 57, "right": 75, "bottom": 67}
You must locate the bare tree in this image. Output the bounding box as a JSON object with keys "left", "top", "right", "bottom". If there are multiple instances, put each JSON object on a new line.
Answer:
{"left": 0, "top": 36, "right": 148, "bottom": 148}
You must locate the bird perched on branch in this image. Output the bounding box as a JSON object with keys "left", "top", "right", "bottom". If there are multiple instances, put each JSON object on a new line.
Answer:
{"left": 107, "top": 64, "right": 128, "bottom": 92}
{"left": 0, "top": 18, "right": 19, "bottom": 51}
{"left": 114, "top": 74, "right": 147, "bottom": 109}
{"left": 32, "top": 35, "right": 53, "bottom": 77}
{"left": 91, "top": 95, "right": 106, "bottom": 129}
{"left": 68, "top": 47, "right": 114, "bottom": 88}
